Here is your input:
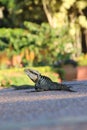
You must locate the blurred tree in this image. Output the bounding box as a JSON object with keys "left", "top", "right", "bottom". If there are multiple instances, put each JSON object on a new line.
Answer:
{"left": 0, "top": 0, "right": 47, "bottom": 27}
{"left": 42, "top": 0, "right": 87, "bottom": 54}
{"left": 0, "top": 0, "right": 87, "bottom": 54}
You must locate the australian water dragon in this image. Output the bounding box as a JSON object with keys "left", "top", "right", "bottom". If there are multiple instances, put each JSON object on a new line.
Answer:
{"left": 20, "top": 69, "right": 75, "bottom": 92}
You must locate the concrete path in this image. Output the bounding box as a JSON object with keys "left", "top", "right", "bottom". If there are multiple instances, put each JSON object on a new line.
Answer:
{"left": 0, "top": 80, "right": 87, "bottom": 130}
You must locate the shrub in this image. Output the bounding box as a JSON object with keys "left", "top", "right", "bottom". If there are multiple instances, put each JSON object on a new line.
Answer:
{"left": 0, "top": 22, "right": 75, "bottom": 68}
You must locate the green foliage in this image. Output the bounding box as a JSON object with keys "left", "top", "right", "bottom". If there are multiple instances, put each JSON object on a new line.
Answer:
{"left": 76, "top": 54, "right": 87, "bottom": 66}
{"left": 0, "top": 28, "right": 24, "bottom": 52}
{"left": 0, "top": 0, "right": 15, "bottom": 7}
{"left": 0, "top": 0, "right": 46, "bottom": 27}
{"left": 0, "top": 22, "right": 74, "bottom": 67}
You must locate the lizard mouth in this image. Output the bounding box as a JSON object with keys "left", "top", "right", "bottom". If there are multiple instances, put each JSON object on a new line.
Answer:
{"left": 24, "top": 69, "right": 40, "bottom": 82}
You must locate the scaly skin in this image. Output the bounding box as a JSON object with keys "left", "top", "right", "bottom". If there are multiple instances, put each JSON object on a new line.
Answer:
{"left": 24, "top": 69, "right": 75, "bottom": 92}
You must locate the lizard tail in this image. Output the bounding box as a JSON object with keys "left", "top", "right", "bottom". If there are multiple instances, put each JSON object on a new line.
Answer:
{"left": 60, "top": 83, "right": 76, "bottom": 92}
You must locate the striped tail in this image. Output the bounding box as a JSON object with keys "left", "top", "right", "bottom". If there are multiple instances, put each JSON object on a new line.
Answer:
{"left": 57, "top": 83, "right": 76, "bottom": 92}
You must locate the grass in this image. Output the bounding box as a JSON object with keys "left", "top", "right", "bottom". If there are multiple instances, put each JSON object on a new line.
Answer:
{"left": 0, "top": 66, "right": 60, "bottom": 88}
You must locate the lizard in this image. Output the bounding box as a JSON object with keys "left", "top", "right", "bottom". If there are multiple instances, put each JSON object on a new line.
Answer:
{"left": 23, "top": 69, "right": 75, "bottom": 92}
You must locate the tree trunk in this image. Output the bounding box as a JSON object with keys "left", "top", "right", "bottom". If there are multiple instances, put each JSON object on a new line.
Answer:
{"left": 42, "top": 0, "right": 55, "bottom": 28}
{"left": 81, "top": 28, "right": 87, "bottom": 53}
{"left": 75, "top": 26, "right": 82, "bottom": 56}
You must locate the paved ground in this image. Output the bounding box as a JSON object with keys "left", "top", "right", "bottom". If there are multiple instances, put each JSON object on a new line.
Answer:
{"left": 0, "top": 80, "right": 87, "bottom": 130}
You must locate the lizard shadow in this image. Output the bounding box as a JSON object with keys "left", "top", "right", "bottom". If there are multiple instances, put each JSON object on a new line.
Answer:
{"left": 11, "top": 84, "right": 36, "bottom": 92}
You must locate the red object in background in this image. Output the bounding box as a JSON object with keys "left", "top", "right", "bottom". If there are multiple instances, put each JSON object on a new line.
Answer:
{"left": 62, "top": 65, "right": 87, "bottom": 81}
{"left": 77, "top": 66, "right": 87, "bottom": 80}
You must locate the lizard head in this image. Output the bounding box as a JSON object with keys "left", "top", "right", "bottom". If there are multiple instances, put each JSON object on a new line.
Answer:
{"left": 24, "top": 69, "right": 40, "bottom": 83}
